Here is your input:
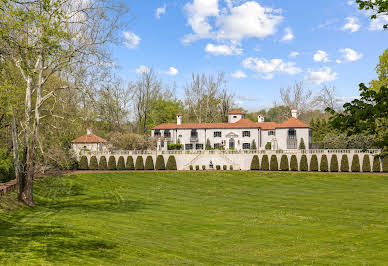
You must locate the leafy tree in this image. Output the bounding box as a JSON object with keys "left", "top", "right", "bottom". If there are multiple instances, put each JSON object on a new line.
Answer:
{"left": 330, "top": 155, "right": 339, "bottom": 172}
{"left": 166, "top": 155, "right": 177, "bottom": 170}
{"left": 155, "top": 155, "right": 165, "bottom": 170}
{"left": 205, "top": 138, "right": 212, "bottom": 150}
{"left": 320, "top": 155, "right": 328, "bottom": 172}
{"left": 299, "top": 138, "right": 306, "bottom": 150}
{"left": 280, "top": 155, "right": 289, "bottom": 171}
{"left": 356, "top": 0, "right": 388, "bottom": 29}
{"left": 145, "top": 156, "right": 154, "bottom": 170}
{"left": 251, "top": 139, "right": 257, "bottom": 150}
{"left": 362, "top": 155, "right": 371, "bottom": 172}
{"left": 370, "top": 49, "right": 388, "bottom": 92}
{"left": 108, "top": 156, "right": 117, "bottom": 170}
{"left": 265, "top": 142, "right": 271, "bottom": 150}
{"left": 270, "top": 155, "right": 278, "bottom": 171}
{"left": 290, "top": 155, "right": 298, "bottom": 171}
{"left": 126, "top": 156, "right": 135, "bottom": 170}
{"left": 341, "top": 155, "right": 349, "bottom": 172}
{"left": 373, "top": 156, "right": 381, "bottom": 172}
{"left": 300, "top": 155, "right": 308, "bottom": 171}
{"left": 261, "top": 155, "right": 269, "bottom": 170}
{"left": 310, "top": 155, "right": 318, "bottom": 171}
{"left": 89, "top": 156, "right": 98, "bottom": 170}
{"left": 250, "top": 155, "right": 260, "bottom": 170}
{"left": 99, "top": 156, "right": 107, "bottom": 170}
{"left": 135, "top": 156, "right": 144, "bottom": 170}
{"left": 117, "top": 156, "right": 125, "bottom": 170}
{"left": 79, "top": 156, "right": 89, "bottom": 170}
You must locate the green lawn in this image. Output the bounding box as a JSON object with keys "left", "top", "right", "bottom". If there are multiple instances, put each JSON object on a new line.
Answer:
{"left": 1, "top": 171, "right": 388, "bottom": 265}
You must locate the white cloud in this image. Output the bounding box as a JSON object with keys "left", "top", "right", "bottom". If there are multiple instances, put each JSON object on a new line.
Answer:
{"left": 336, "top": 96, "right": 360, "bottom": 104}
{"left": 135, "top": 65, "right": 150, "bottom": 74}
{"left": 242, "top": 57, "right": 302, "bottom": 79}
{"left": 281, "top": 27, "right": 294, "bottom": 41}
{"left": 305, "top": 67, "right": 338, "bottom": 84}
{"left": 336, "top": 59, "right": 342, "bottom": 64}
{"left": 123, "top": 31, "right": 141, "bottom": 49}
{"left": 231, "top": 70, "right": 247, "bottom": 79}
{"left": 347, "top": 0, "right": 355, "bottom": 6}
{"left": 369, "top": 15, "right": 388, "bottom": 31}
{"left": 340, "top": 48, "right": 362, "bottom": 61}
{"left": 289, "top": 51, "right": 299, "bottom": 58}
{"left": 342, "top": 17, "right": 360, "bottom": 32}
{"left": 165, "top": 67, "right": 179, "bottom": 76}
{"left": 156, "top": 4, "right": 166, "bottom": 19}
{"left": 205, "top": 43, "right": 242, "bottom": 56}
{"left": 313, "top": 50, "right": 329, "bottom": 63}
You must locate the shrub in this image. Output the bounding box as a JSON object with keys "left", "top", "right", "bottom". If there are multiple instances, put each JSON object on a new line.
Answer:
{"left": 99, "top": 156, "right": 107, "bottom": 170}
{"left": 320, "top": 155, "right": 328, "bottom": 172}
{"left": 383, "top": 157, "right": 388, "bottom": 173}
{"left": 373, "top": 156, "right": 381, "bottom": 172}
{"left": 223, "top": 165, "right": 227, "bottom": 170}
{"left": 250, "top": 155, "right": 260, "bottom": 170}
{"left": 0, "top": 150, "right": 14, "bottom": 183}
{"left": 117, "top": 156, "right": 125, "bottom": 170}
{"left": 351, "top": 154, "right": 360, "bottom": 172}
{"left": 202, "top": 165, "right": 206, "bottom": 170}
{"left": 78, "top": 156, "right": 89, "bottom": 170}
{"left": 108, "top": 156, "right": 116, "bottom": 170}
{"left": 251, "top": 139, "right": 257, "bottom": 150}
{"left": 155, "top": 155, "right": 165, "bottom": 170}
{"left": 340, "top": 155, "right": 349, "bottom": 172}
{"left": 216, "top": 165, "right": 221, "bottom": 170}
{"left": 310, "top": 155, "right": 318, "bottom": 171}
{"left": 265, "top": 142, "right": 271, "bottom": 150}
{"left": 330, "top": 155, "right": 338, "bottom": 172}
{"left": 205, "top": 139, "right": 211, "bottom": 150}
{"left": 261, "top": 155, "right": 269, "bottom": 170}
{"left": 290, "top": 155, "right": 298, "bottom": 171}
{"left": 135, "top": 156, "right": 144, "bottom": 170}
{"left": 126, "top": 156, "right": 135, "bottom": 170}
{"left": 168, "top": 143, "right": 182, "bottom": 150}
{"left": 145, "top": 156, "right": 154, "bottom": 170}
{"left": 189, "top": 165, "right": 193, "bottom": 170}
{"left": 280, "top": 155, "right": 289, "bottom": 171}
{"left": 362, "top": 155, "right": 371, "bottom": 172}
{"left": 270, "top": 155, "right": 278, "bottom": 171}
{"left": 300, "top": 155, "right": 308, "bottom": 171}
{"left": 196, "top": 165, "right": 199, "bottom": 170}
{"left": 299, "top": 138, "right": 306, "bottom": 150}
{"left": 166, "top": 155, "right": 177, "bottom": 170}
{"left": 229, "top": 165, "right": 233, "bottom": 170}
{"left": 89, "top": 156, "right": 98, "bottom": 170}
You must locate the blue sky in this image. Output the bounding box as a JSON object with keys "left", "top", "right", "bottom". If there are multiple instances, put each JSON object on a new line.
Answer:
{"left": 111, "top": 0, "right": 388, "bottom": 111}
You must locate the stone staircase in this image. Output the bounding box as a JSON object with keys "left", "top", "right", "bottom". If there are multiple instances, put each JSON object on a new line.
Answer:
{"left": 183, "top": 153, "right": 240, "bottom": 170}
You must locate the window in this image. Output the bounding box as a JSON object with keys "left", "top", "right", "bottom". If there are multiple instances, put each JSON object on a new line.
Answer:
{"left": 178, "top": 135, "right": 182, "bottom": 138}
{"left": 191, "top": 129, "right": 198, "bottom": 138}
{"left": 233, "top": 115, "right": 237, "bottom": 118}
{"left": 164, "top": 130, "right": 171, "bottom": 138}
{"left": 214, "top": 131, "right": 221, "bottom": 137}
{"left": 243, "top": 143, "right": 250, "bottom": 149}
{"left": 196, "top": 144, "right": 203, "bottom": 150}
{"left": 214, "top": 143, "right": 220, "bottom": 149}
{"left": 185, "top": 144, "right": 193, "bottom": 150}
{"left": 288, "top": 129, "right": 296, "bottom": 139}
{"left": 154, "top": 130, "right": 161, "bottom": 136}
{"left": 268, "top": 130, "right": 276, "bottom": 136}
{"left": 242, "top": 131, "right": 250, "bottom": 137}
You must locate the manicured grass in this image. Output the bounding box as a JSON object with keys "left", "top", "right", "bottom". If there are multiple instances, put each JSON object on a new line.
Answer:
{"left": 1, "top": 171, "right": 388, "bottom": 264}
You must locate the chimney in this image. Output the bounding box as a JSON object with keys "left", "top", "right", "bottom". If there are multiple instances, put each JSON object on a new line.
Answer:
{"left": 258, "top": 114, "right": 265, "bottom": 122}
{"left": 87, "top": 128, "right": 93, "bottom": 135}
{"left": 176, "top": 113, "right": 183, "bottom": 125}
{"left": 291, "top": 107, "right": 298, "bottom": 119}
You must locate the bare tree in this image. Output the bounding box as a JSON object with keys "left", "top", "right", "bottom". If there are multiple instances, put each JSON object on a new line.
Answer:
{"left": 280, "top": 81, "right": 313, "bottom": 116}
{"left": 219, "top": 87, "right": 235, "bottom": 122}
{"left": 313, "top": 85, "right": 339, "bottom": 111}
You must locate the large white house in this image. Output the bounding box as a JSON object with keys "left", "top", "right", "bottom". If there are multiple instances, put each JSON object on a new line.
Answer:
{"left": 151, "top": 109, "right": 312, "bottom": 151}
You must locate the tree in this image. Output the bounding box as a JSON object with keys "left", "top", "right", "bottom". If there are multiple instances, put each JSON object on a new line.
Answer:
{"left": 280, "top": 155, "right": 289, "bottom": 171}
{"left": 166, "top": 155, "right": 177, "bottom": 170}
{"left": 250, "top": 155, "right": 260, "bottom": 170}
{"left": 89, "top": 156, "right": 98, "bottom": 170}
{"left": 356, "top": 0, "right": 388, "bottom": 29}
{"left": 362, "top": 155, "right": 371, "bottom": 172}
{"left": 299, "top": 138, "right": 306, "bottom": 150}
{"left": 99, "top": 156, "right": 107, "bottom": 170}
{"left": 320, "top": 155, "right": 328, "bottom": 172}
{"left": 261, "top": 155, "right": 269, "bottom": 170}
{"left": 126, "top": 156, "right": 135, "bottom": 170}
{"left": 280, "top": 81, "right": 313, "bottom": 116}
{"left": 270, "top": 155, "right": 278, "bottom": 171}
{"left": 205, "top": 138, "right": 212, "bottom": 150}
{"left": 341, "top": 155, "right": 349, "bottom": 172}
{"left": 265, "top": 142, "right": 271, "bottom": 150}
{"left": 108, "top": 156, "right": 116, "bottom": 170}
{"left": 135, "top": 156, "right": 144, "bottom": 170}
{"left": 373, "top": 156, "right": 381, "bottom": 172}
{"left": 79, "top": 156, "right": 89, "bottom": 170}
{"left": 145, "top": 156, "right": 154, "bottom": 170}
{"left": 117, "top": 156, "right": 125, "bottom": 170}
{"left": 330, "top": 155, "right": 339, "bottom": 172}
{"left": 251, "top": 139, "right": 257, "bottom": 150}
{"left": 310, "top": 155, "right": 318, "bottom": 171}
{"left": 370, "top": 49, "right": 388, "bottom": 92}
{"left": 351, "top": 155, "right": 360, "bottom": 172}
{"left": 155, "top": 155, "right": 165, "bottom": 170}
{"left": 290, "top": 155, "right": 298, "bottom": 171}
{"left": 300, "top": 155, "right": 308, "bottom": 171}
{"left": 383, "top": 156, "right": 388, "bottom": 172}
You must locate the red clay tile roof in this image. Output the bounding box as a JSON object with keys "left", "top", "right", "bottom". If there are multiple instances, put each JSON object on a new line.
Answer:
{"left": 275, "top": 117, "right": 310, "bottom": 128}
{"left": 229, "top": 109, "right": 244, "bottom": 115}
{"left": 72, "top": 133, "right": 108, "bottom": 143}
{"left": 176, "top": 113, "right": 183, "bottom": 116}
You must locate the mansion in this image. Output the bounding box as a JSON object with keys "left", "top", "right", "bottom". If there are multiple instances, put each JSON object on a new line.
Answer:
{"left": 151, "top": 108, "right": 312, "bottom": 151}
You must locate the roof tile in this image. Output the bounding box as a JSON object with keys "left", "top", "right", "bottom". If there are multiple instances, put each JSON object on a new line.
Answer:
{"left": 72, "top": 133, "right": 108, "bottom": 143}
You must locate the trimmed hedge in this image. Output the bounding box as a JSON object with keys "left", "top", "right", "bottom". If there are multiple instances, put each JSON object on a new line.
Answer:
{"left": 89, "top": 156, "right": 98, "bottom": 170}
{"left": 189, "top": 165, "right": 193, "bottom": 170}
{"left": 196, "top": 165, "right": 200, "bottom": 170}
{"left": 99, "top": 156, "right": 107, "bottom": 170}
{"left": 290, "top": 155, "right": 298, "bottom": 171}
{"left": 373, "top": 156, "right": 381, "bottom": 172}
{"left": 320, "top": 155, "right": 328, "bottom": 172}
{"left": 351, "top": 154, "right": 360, "bottom": 172}
{"left": 229, "top": 165, "right": 233, "bottom": 170}
{"left": 362, "top": 155, "right": 371, "bottom": 172}
{"left": 202, "top": 165, "right": 206, "bottom": 170}
{"left": 310, "top": 155, "right": 318, "bottom": 171}
{"left": 145, "top": 156, "right": 154, "bottom": 170}
{"left": 126, "top": 156, "right": 134, "bottom": 170}
{"left": 260, "top": 155, "right": 269, "bottom": 170}
{"left": 155, "top": 155, "right": 165, "bottom": 170}
{"left": 216, "top": 165, "right": 221, "bottom": 170}
{"left": 117, "top": 156, "right": 125, "bottom": 170}
{"left": 135, "top": 156, "right": 144, "bottom": 170}
{"left": 300, "top": 155, "right": 308, "bottom": 171}
{"left": 79, "top": 156, "right": 88, "bottom": 170}
{"left": 108, "top": 156, "right": 116, "bottom": 170}
{"left": 250, "top": 155, "right": 260, "bottom": 170}
{"left": 270, "top": 155, "right": 278, "bottom": 171}
{"left": 166, "top": 155, "right": 177, "bottom": 170}
{"left": 330, "top": 155, "right": 338, "bottom": 172}
{"left": 341, "top": 155, "right": 349, "bottom": 172}
{"left": 383, "top": 157, "right": 388, "bottom": 173}
{"left": 223, "top": 165, "right": 227, "bottom": 170}
{"left": 280, "top": 155, "right": 289, "bottom": 171}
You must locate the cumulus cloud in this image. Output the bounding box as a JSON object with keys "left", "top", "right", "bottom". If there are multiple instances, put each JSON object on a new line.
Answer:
{"left": 305, "top": 67, "right": 338, "bottom": 84}
{"left": 231, "top": 70, "right": 247, "bottom": 79}
{"left": 340, "top": 48, "right": 362, "bottom": 61}
{"left": 336, "top": 59, "right": 342, "bottom": 64}
{"left": 289, "top": 51, "right": 299, "bottom": 58}
{"left": 281, "top": 27, "right": 294, "bottom": 41}
{"left": 123, "top": 31, "right": 141, "bottom": 49}
{"left": 342, "top": 17, "right": 360, "bottom": 32}
{"left": 313, "top": 50, "right": 329, "bottom": 63}
{"left": 164, "top": 67, "right": 179, "bottom": 76}
{"left": 156, "top": 4, "right": 166, "bottom": 19}
{"left": 242, "top": 57, "right": 302, "bottom": 80}
{"left": 135, "top": 65, "right": 150, "bottom": 74}
{"left": 205, "top": 43, "right": 242, "bottom": 56}
{"left": 369, "top": 15, "right": 388, "bottom": 31}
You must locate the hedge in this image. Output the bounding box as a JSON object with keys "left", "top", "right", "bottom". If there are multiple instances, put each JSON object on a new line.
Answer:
{"left": 265, "top": 142, "right": 271, "bottom": 150}
{"left": 196, "top": 165, "right": 200, "bottom": 170}
{"left": 223, "top": 165, "right": 227, "bottom": 170}
{"left": 280, "top": 155, "right": 289, "bottom": 171}
{"left": 89, "top": 156, "right": 98, "bottom": 170}
{"left": 260, "top": 155, "right": 269, "bottom": 170}
{"left": 290, "top": 155, "right": 298, "bottom": 171}
{"left": 330, "top": 155, "right": 338, "bottom": 172}
{"left": 362, "top": 155, "right": 371, "bottom": 172}
{"left": 189, "top": 165, "right": 193, "bottom": 170}
{"left": 166, "top": 155, "right": 177, "bottom": 170}
{"left": 108, "top": 156, "right": 116, "bottom": 170}
{"left": 270, "top": 155, "right": 278, "bottom": 171}
{"left": 250, "top": 155, "right": 260, "bottom": 170}
{"left": 382, "top": 156, "right": 388, "bottom": 172}
{"left": 145, "top": 156, "right": 154, "bottom": 170}
{"left": 320, "top": 155, "right": 328, "bottom": 172}
{"left": 126, "top": 156, "right": 134, "bottom": 170}
{"left": 202, "top": 165, "right": 206, "bottom": 170}
{"left": 351, "top": 154, "right": 360, "bottom": 172}
{"left": 310, "top": 155, "right": 318, "bottom": 171}
{"left": 155, "top": 155, "right": 165, "bottom": 170}
{"left": 99, "top": 156, "right": 107, "bottom": 170}
{"left": 79, "top": 156, "right": 88, "bottom": 170}
{"left": 135, "top": 156, "right": 144, "bottom": 170}
{"left": 117, "top": 156, "right": 125, "bottom": 170}
{"left": 300, "top": 155, "right": 308, "bottom": 171}
{"left": 341, "top": 155, "right": 349, "bottom": 172}
{"left": 373, "top": 156, "right": 381, "bottom": 172}
{"left": 229, "top": 165, "right": 233, "bottom": 170}
{"left": 216, "top": 165, "right": 221, "bottom": 170}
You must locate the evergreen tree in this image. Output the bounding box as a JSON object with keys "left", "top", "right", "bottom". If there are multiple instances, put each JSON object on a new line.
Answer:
{"left": 341, "top": 155, "right": 349, "bottom": 172}
{"left": 351, "top": 154, "right": 360, "bottom": 172}
{"left": 99, "top": 156, "right": 107, "bottom": 170}
{"left": 320, "top": 155, "right": 328, "bottom": 172}
{"left": 155, "top": 155, "right": 165, "bottom": 170}
{"left": 270, "top": 155, "right": 278, "bottom": 171}
{"left": 79, "top": 156, "right": 89, "bottom": 170}
{"left": 145, "top": 156, "right": 154, "bottom": 170}
{"left": 135, "top": 156, "right": 144, "bottom": 170}
{"left": 373, "top": 155, "right": 381, "bottom": 172}
{"left": 89, "top": 156, "right": 98, "bottom": 170}
{"left": 299, "top": 138, "right": 306, "bottom": 150}
{"left": 166, "top": 155, "right": 177, "bottom": 170}
{"left": 126, "top": 156, "right": 135, "bottom": 170}
{"left": 108, "top": 156, "right": 117, "bottom": 170}
{"left": 300, "top": 155, "right": 308, "bottom": 171}
{"left": 205, "top": 138, "right": 212, "bottom": 150}
{"left": 290, "top": 155, "right": 298, "bottom": 171}
{"left": 250, "top": 155, "right": 260, "bottom": 170}
{"left": 383, "top": 156, "right": 388, "bottom": 172}
{"left": 362, "top": 155, "right": 371, "bottom": 172}
{"left": 261, "top": 155, "right": 269, "bottom": 170}
{"left": 310, "top": 155, "right": 318, "bottom": 171}
{"left": 330, "top": 155, "right": 339, "bottom": 172}
{"left": 251, "top": 139, "right": 257, "bottom": 150}
{"left": 117, "top": 156, "right": 125, "bottom": 170}
{"left": 280, "top": 155, "right": 289, "bottom": 171}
